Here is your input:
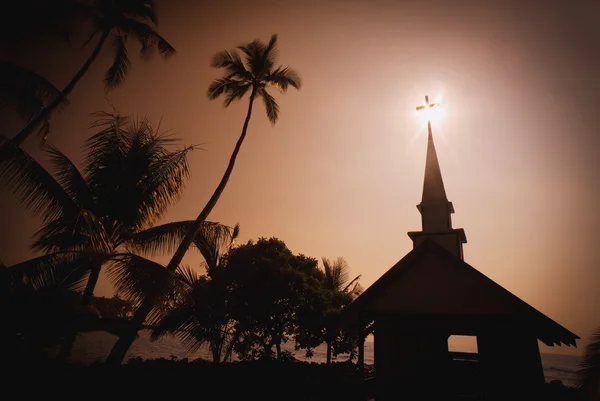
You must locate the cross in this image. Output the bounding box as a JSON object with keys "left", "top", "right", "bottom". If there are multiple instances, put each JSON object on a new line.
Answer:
{"left": 415, "top": 95, "right": 440, "bottom": 112}
{"left": 415, "top": 95, "right": 440, "bottom": 137}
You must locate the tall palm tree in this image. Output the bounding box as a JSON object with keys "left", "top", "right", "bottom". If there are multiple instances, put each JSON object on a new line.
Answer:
{"left": 0, "top": 111, "right": 230, "bottom": 360}
{"left": 321, "top": 257, "right": 362, "bottom": 364}
{"left": 578, "top": 327, "right": 600, "bottom": 401}
{"left": 150, "top": 224, "right": 240, "bottom": 364}
{"left": 105, "top": 33, "right": 301, "bottom": 365}
{"left": 11, "top": 0, "right": 175, "bottom": 145}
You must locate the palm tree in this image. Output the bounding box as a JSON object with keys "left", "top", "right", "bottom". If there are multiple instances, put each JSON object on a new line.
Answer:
{"left": 578, "top": 326, "right": 600, "bottom": 401}
{"left": 150, "top": 224, "right": 240, "bottom": 364}
{"left": 11, "top": 0, "right": 175, "bottom": 145}
{"left": 0, "top": 111, "right": 230, "bottom": 360}
{"left": 321, "top": 257, "right": 362, "bottom": 364}
{"left": 105, "top": 33, "right": 301, "bottom": 365}
{"left": 0, "top": 61, "right": 66, "bottom": 138}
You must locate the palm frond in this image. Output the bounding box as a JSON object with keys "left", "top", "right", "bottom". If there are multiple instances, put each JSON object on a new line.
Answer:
{"left": 266, "top": 66, "right": 302, "bottom": 92}
{"left": 0, "top": 135, "right": 74, "bottom": 223}
{"left": 258, "top": 88, "right": 279, "bottom": 124}
{"left": 207, "top": 77, "right": 233, "bottom": 100}
{"left": 132, "top": 140, "right": 195, "bottom": 228}
{"left": 107, "top": 253, "right": 176, "bottom": 309}
{"left": 322, "top": 257, "right": 351, "bottom": 292}
{"left": 150, "top": 301, "right": 195, "bottom": 339}
{"left": 5, "top": 251, "right": 103, "bottom": 292}
{"left": 113, "top": 0, "right": 158, "bottom": 25}
{"left": 192, "top": 222, "right": 239, "bottom": 276}
{"left": 84, "top": 112, "right": 194, "bottom": 232}
{"left": 238, "top": 39, "right": 266, "bottom": 77}
{"left": 263, "top": 34, "right": 279, "bottom": 72}
{"left": 223, "top": 82, "right": 252, "bottom": 107}
{"left": 127, "top": 220, "right": 195, "bottom": 256}
{"left": 105, "top": 34, "right": 131, "bottom": 89}
{"left": 117, "top": 18, "right": 175, "bottom": 59}
{"left": 0, "top": 61, "right": 66, "bottom": 122}
{"left": 44, "top": 144, "right": 95, "bottom": 210}
{"left": 577, "top": 326, "right": 600, "bottom": 391}
{"left": 31, "top": 208, "right": 113, "bottom": 254}
{"left": 176, "top": 265, "right": 201, "bottom": 289}
{"left": 210, "top": 49, "right": 252, "bottom": 80}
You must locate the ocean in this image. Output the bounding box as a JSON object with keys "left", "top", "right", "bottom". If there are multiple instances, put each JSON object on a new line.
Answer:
{"left": 68, "top": 331, "right": 582, "bottom": 388}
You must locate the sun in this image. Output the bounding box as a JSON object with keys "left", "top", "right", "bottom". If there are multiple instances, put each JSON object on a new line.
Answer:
{"left": 416, "top": 101, "right": 445, "bottom": 125}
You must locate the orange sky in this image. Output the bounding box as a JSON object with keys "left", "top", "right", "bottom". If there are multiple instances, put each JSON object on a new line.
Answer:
{"left": 1, "top": 0, "right": 599, "bottom": 356}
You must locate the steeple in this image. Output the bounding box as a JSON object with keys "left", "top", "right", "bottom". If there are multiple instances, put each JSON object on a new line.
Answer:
{"left": 408, "top": 96, "right": 467, "bottom": 259}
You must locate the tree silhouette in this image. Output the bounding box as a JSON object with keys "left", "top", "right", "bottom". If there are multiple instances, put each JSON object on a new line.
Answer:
{"left": 0, "top": 61, "right": 66, "bottom": 138}
{"left": 295, "top": 257, "right": 362, "bottom": 364}
{"left": 578, "top": 326, "right": 600, "bottom": 401}
{"left": 150, "top": 224, "right": 240, "bottom": 364}
{"left": 11, "top": 0, "right": 175, "bottom": 145}
{"left": 0, "top": 253, "right": 92, "bottom": 361}
{"left": 0, "top": 111, "right": 229, "bottom": 360}
{"left": 105, "top": 34, "right": 301, "bottom": 365}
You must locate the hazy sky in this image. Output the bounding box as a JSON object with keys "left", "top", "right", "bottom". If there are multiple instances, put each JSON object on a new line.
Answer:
{"left": 1, "top": 0, "right": 599, "bottom": 356}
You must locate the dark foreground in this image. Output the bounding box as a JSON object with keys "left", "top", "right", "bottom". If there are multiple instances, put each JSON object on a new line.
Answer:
{"left": 7, "top": 357, "right": 584, "bottom": 401}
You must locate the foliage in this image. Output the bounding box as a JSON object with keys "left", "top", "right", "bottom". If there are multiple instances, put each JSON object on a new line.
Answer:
{"left": 0, "top": 62, "right": 66, "bottom": 124}
{"left": 150, "top": 225, "right": 240, "bottom": 364}
{"left": 85, "top": 0, "right": 176, "bottom": 89}
{"left": 294, "top": 257, "right": 363, "bottom": 363}
{"left": 7, "top": 0, "right": 176, "bottom": 144}
{"left": 577, "top": 326, "right": 600, "bottom": 400}
{"left": 92, "top": 294, "right": 134, "bottom": 319}
{"left": 0, "top": 111, "right": 230, "bottom": 360}
{"left": 225, "top": 238, "right": 322, "bottom": 360}
{"left": 0, "top": 253, "right": 93, "bottom": 360}
{"left": 105, "top": 33, "right": 302, "bottom": 366}
{"left": 208, "top": 33, "right": 301, "bottom": 123}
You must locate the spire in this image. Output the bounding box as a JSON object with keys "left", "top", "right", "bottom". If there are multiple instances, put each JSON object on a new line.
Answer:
{"left": 408, "top": 96, "right": 467, "bottom": 259}
{"left": 422, "top": 128, "right": 449, "bottom": 205}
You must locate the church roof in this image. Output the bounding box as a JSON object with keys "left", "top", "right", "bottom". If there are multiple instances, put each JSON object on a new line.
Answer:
{"left": 341, "top": 238, "right": 579, "bottom": 347}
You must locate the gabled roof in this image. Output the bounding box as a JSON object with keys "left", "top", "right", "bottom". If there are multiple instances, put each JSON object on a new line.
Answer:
{"left": 342, "top": 238, "right": 579, "bottom": 347}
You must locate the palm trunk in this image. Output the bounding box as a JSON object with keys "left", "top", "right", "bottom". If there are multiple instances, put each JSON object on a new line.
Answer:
{"left": 81, "top": 264, "right": 102, "bottom": 305}
{"left": 326, "top": 340, "right": 332, "bottom": 364}
{"left": 56, "top": 261, "right": 103, "bottom": 361}
{"left": 105, "top": 87, "right": 259, "bottom": 365}
{"left": 275, "top": 341, "right": 282, "bottom": 360}
{"left": 12, "top": 29, "right": 110, "bottom": 145}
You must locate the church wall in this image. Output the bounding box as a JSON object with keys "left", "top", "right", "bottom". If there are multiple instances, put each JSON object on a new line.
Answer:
{"left": 413, "top": 233, "right": 462, "bottom": 258}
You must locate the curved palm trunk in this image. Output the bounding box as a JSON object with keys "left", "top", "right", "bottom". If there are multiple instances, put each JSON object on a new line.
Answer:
{"left": 105, "top": 88, "right": 259, "bottom": 365}
{"left": 12, "top": 29, "right": 110, "bottom": 145}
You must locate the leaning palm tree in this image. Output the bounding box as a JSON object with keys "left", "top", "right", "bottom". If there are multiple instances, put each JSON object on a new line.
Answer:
{"left": 578, "top": 326, "right": 600, "bottom": 401}
{"left": 11, "top": 0, "right": 175, "bottom": 145}
{"left": 321, "top": 257, "right": 362, "bottom": 364}
{"left": 0, "top": 110, "right": 230, "bottom": 360}
{"left": 150, "top": 224, "right": 240, "bottom": 364}
{"left": 105, "top": 33, "right": 300, "bottom": 365}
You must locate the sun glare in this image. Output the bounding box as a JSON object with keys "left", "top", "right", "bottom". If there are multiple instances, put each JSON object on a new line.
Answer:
{"left": 416, "top": 102, "right": 445, "bottom": 124}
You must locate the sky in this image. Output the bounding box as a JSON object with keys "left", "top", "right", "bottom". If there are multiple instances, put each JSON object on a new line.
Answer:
{"left": 1, "top": 0, "right": 599, "bottom": 356}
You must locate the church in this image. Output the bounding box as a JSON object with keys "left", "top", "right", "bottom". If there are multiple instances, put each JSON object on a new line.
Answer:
{"left": 341, "top": 97, "right": 579, "bottom": 400}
